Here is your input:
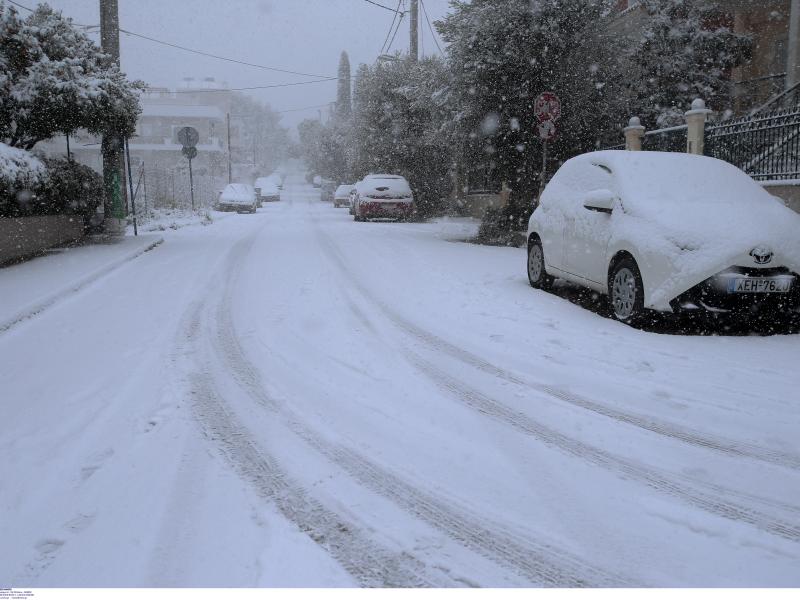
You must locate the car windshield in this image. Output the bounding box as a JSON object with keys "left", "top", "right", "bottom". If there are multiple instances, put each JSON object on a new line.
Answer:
{"left": 2, "top": 0, "right": 799, "bottom": 592}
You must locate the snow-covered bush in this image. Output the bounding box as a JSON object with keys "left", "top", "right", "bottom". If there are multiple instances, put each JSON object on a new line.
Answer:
{"left": 35, "top": 157, "right": 103, "bottom": 222}
{"left": 0, "top": 2, "right": 143, "bottom": 150}
{"left": 0, "top": 142, "right": 47, "bottom": 216}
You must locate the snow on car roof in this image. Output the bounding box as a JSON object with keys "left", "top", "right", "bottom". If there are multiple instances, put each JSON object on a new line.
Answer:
{"left": 357, "top": 176, "right": 412, "bottom": 196}
{"left": 335, "top": 184, "right": 355, "bottom": 194}
{"left": 255, "top": 178, "right": 278, "bottom": 189}
{"left": 585, "top": 151, "right": 775, "bottom": 211}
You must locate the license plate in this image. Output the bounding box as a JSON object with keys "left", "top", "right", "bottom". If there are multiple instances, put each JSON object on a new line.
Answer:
{"left": 727, "top": 277, "right": 793, "bottom": 293}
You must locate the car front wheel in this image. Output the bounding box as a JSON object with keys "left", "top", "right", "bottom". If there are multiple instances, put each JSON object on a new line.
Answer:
{"left": 608, "top": 257, "right": 645, "bottom": 325}
{"left": 527, "top": 238, "right": 553, "bottom": 289}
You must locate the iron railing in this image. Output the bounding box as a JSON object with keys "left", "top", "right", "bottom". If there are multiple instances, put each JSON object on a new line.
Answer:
{"left": 706, "top": 107, "right": 800, "bottom": 181}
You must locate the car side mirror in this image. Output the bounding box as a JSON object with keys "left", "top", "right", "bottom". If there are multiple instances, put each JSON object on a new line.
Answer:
{"left": 583, "top": 189, "right": 615, "bottom": 213}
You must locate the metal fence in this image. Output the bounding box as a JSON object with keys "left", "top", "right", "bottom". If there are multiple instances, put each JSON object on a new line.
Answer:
{"left": 602, "top": 107, "right": 800, "bottom": 181}
{"left": 705, "top": 107, "right": 800, "bottom": 181}
{"left": 643, "top": 125, "right": 688, "bottom": 153}
{"left": 128, "top": 165, "right": 225, "bottom": 221}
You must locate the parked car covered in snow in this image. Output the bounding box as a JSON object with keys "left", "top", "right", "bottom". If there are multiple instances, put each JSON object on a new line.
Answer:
{"left": 254, "top": 178, "right": 280, "bottom": 203}
{"left": 352, "top": 174, "right": 415, "bottom": 221}
{"left": 319, "top": 179, "right": 337, "bottom": 202}
{"left": 526, "top": 151, "right": 800, "bottom": 325}
{"left": 217, "top": 183, "right": 258, "bottom": 213}
{"left": 312, "top": 175, "right": 322, "bottom": 188}
{"left": 333, "top": 184, "right": 355, "bottom": 208}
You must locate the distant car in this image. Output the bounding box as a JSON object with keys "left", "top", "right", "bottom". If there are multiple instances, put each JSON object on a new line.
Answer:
{"left": 217, "top": 183, "right": 258, "bottom": 213}
{"left": 255, "top": 178, "right": 280, "bottom": 202}
{"left": 526, "top": 150, "right": 800, "bottom": 325}
{"left": 333, "top": 184, "right": 355, "bottom": 208}
{"left": 352, "top": 174, "right": 415, "bottom": 221}
{"left": 320, "top": 180, "right": 337, "bottom": 202}
{"left": 312, "top": 175, "right": 322, "bottom": 188}
{"left": 265, "top": 173, "right": 283, "bottom": 190}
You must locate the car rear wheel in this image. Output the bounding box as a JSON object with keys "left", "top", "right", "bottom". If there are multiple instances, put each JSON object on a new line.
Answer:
{"left": 609, "top": 257, "right": 645, "bottom": 325}
{"left": 527, "top": 238, "right": 553, "bottom": 289}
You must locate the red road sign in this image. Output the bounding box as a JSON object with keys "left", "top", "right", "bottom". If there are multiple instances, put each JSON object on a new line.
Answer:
{"left": 534, "top": 92, "right": 561, "bottom": 123}
{"left": 537, "top": 119, "right": 557, "bottom": 141}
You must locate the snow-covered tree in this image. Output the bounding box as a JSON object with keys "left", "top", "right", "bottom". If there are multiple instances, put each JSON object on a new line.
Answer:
{"left": 336, "top": 51, "right": 352, "bottom": 121}
{"left": 631, "top": 0, "right": 751, "bottom": 127}
{"left": 230, "top": 93, "right": 288, "bottom": 174}
{"left": 0, "top": 2, "right": 143, "bottom": 150}
{"left": 350, "top": 56, "right": 454, "bottom": 215}
{"left": 438, "top": 0, "right": 626, "bottom": 226}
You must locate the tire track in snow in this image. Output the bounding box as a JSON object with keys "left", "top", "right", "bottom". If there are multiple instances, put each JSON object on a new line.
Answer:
{"left": 172, "top": 237, "right": 438, "bottom": 588}
{"left": 312, "top": 223, "right": 800, "bottom": 473}
{"left": 311, "top": 222, "right": 800, "bottom": 540}
{"left": 213, "top": 228, "right": 632, "bottom": 587}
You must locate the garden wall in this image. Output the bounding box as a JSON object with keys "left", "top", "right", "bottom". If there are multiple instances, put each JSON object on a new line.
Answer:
{"left": 0, "top": 215, "right": 84, "bottom": 265}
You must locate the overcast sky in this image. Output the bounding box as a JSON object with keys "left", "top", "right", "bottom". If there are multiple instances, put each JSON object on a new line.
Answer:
{"left": 36, "top": 0, "right": 452, "bottom": 131}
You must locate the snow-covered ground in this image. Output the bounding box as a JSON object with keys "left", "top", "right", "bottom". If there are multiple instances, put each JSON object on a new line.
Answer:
{"left": 1, "top": 173, "right": 798, "bottom": 587}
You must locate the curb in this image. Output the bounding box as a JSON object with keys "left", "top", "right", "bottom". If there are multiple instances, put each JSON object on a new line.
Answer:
{"left": 0, "top": 236, "right": 164, "bottom": 335}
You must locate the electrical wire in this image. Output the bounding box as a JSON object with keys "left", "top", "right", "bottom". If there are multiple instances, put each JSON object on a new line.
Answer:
{"left": 362, "top": 0, "right": 405, "bottom": 14}
{"left": 160, "top": 78, "right": 337, "bottom": 94}
{"left": 420, "top": 0, "right": 443, "bottom": 55}
{"left": 384, "top": 2, "right": 405, "bottom": 55}
{"left": 118, "top": 29, "right": 333, "bottom": 79}
{"left": 379, "top": 0, "right": 402, "bottom": 55}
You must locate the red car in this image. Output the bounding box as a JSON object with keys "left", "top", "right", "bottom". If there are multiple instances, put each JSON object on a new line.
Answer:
{"left": 352, "top": 174, "right": 415, "bottom": 222}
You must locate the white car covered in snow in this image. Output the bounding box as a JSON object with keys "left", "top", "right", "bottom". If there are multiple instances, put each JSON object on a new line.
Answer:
{"left": 352, "top": 174, "right": 415, "bottom": 221}
{"left": 254, "top": 178, "right": 280, "bottom": 203}
{"left": 217, "top": 183, "right": 258, "bottom": 213}
{"left": 526, "top": 151, "right": 800, "bottom": 324}
{"left": 333, "top": 184, "right": 355, "bottom": 208}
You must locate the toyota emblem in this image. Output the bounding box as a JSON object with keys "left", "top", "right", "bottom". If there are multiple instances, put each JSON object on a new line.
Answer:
{"left": 750, "top": 246, "right": 773, "bottom": 265}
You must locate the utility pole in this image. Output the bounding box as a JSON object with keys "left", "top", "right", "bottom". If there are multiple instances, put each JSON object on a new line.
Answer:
{"left": 100, "top": 0, "right": 126, "bottom": 236}
{"left": 226, "top": 112, "right": 232, "bottom": 183}
{"left": 409, "top": 0, "right": 419, "bottom": 62}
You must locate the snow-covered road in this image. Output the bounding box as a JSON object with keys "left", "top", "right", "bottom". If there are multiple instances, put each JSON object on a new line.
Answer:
{"left": 2, "top": 173, "right": 799, "bottom": 587}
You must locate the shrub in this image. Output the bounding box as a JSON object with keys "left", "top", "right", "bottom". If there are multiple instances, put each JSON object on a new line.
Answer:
{"left": 0, "top": 142, "right": 48, "bottom": 217}
{"left": 37, "top": 157, "right": 103, "bottom": 223}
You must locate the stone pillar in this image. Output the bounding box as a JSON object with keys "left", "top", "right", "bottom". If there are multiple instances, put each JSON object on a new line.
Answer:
{"left": 623, "top": 117, "right": 645, "bottom": 151}
{"left": 685, "top": 98, "right": 712, "bottom": 155}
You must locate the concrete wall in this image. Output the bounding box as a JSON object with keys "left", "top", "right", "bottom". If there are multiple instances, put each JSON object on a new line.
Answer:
{"left": 0, "top": 215, "right": 84, "bottom": 265}
{"left": 762, "top": 183, "right": 800, "bottom": 214}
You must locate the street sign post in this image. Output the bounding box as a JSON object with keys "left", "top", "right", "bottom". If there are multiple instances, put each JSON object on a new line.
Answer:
{"left": 534, "top": 92, "right": 561, "bottom": 199}
{"left": 180, "top": 140, "right": 198, "bottom": 210}
{"left": 177, "top": 126, "right": 199, "bottom": 148}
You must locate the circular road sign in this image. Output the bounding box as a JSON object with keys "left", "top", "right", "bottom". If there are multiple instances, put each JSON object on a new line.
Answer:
{"left": 534, "top": 92, "right": 561, "bottom": 123}
{"left": 182, "top": 146, "right": 198, "bottom": 160}
{"left": 177, "top": 126, "right": 199, "bottom": 148}
{"left": 537, "top": 119, "right": 558, "bottom": 141}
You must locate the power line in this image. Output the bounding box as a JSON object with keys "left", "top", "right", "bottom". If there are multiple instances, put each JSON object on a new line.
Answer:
{"left": 385, "top": 3, "right": 406, "bottom": 55}
{"left": 362, "top": 0, "right": 405, "bottom": 14}
{"left": 119, "top": 29, "right": 333, "bottom": 79}
{"left": 7, "top": 0, "right": 334, "bottom": 79}
{"left": 419, "top": 0, "right": 443, "bottom": 55}
{"left": 379, "top": 0, "right": 402, "bottom": 55}
{"left": 160, "top": 78, "right": 337, "bottom": 94}
{"left": 276, "top": 103, "right": 333, "bottom": 114}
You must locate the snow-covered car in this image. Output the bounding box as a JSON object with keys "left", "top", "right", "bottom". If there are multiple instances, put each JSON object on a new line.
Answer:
{"left": 217, "top": 183, "right": 258, "bottom": 213}
{"left": 320, "top": 180, "right": 337, "bottom": 202}
{"left": 254, "top": 178, "right": 280, "bottom": 202}
{"left": 526, "top": 150, "right": 800, "bottom": 325}
{"left": 312, "top": 175, "right": 322, "bottom": 188}
{"left": 333, "top": 184, "right": 355, "bottom": 208}
{"left": 352, "top": 174, "right": 415, "bottom": 221}
{"left": 348, "top": 181, "right": 361, "bottom": 215}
